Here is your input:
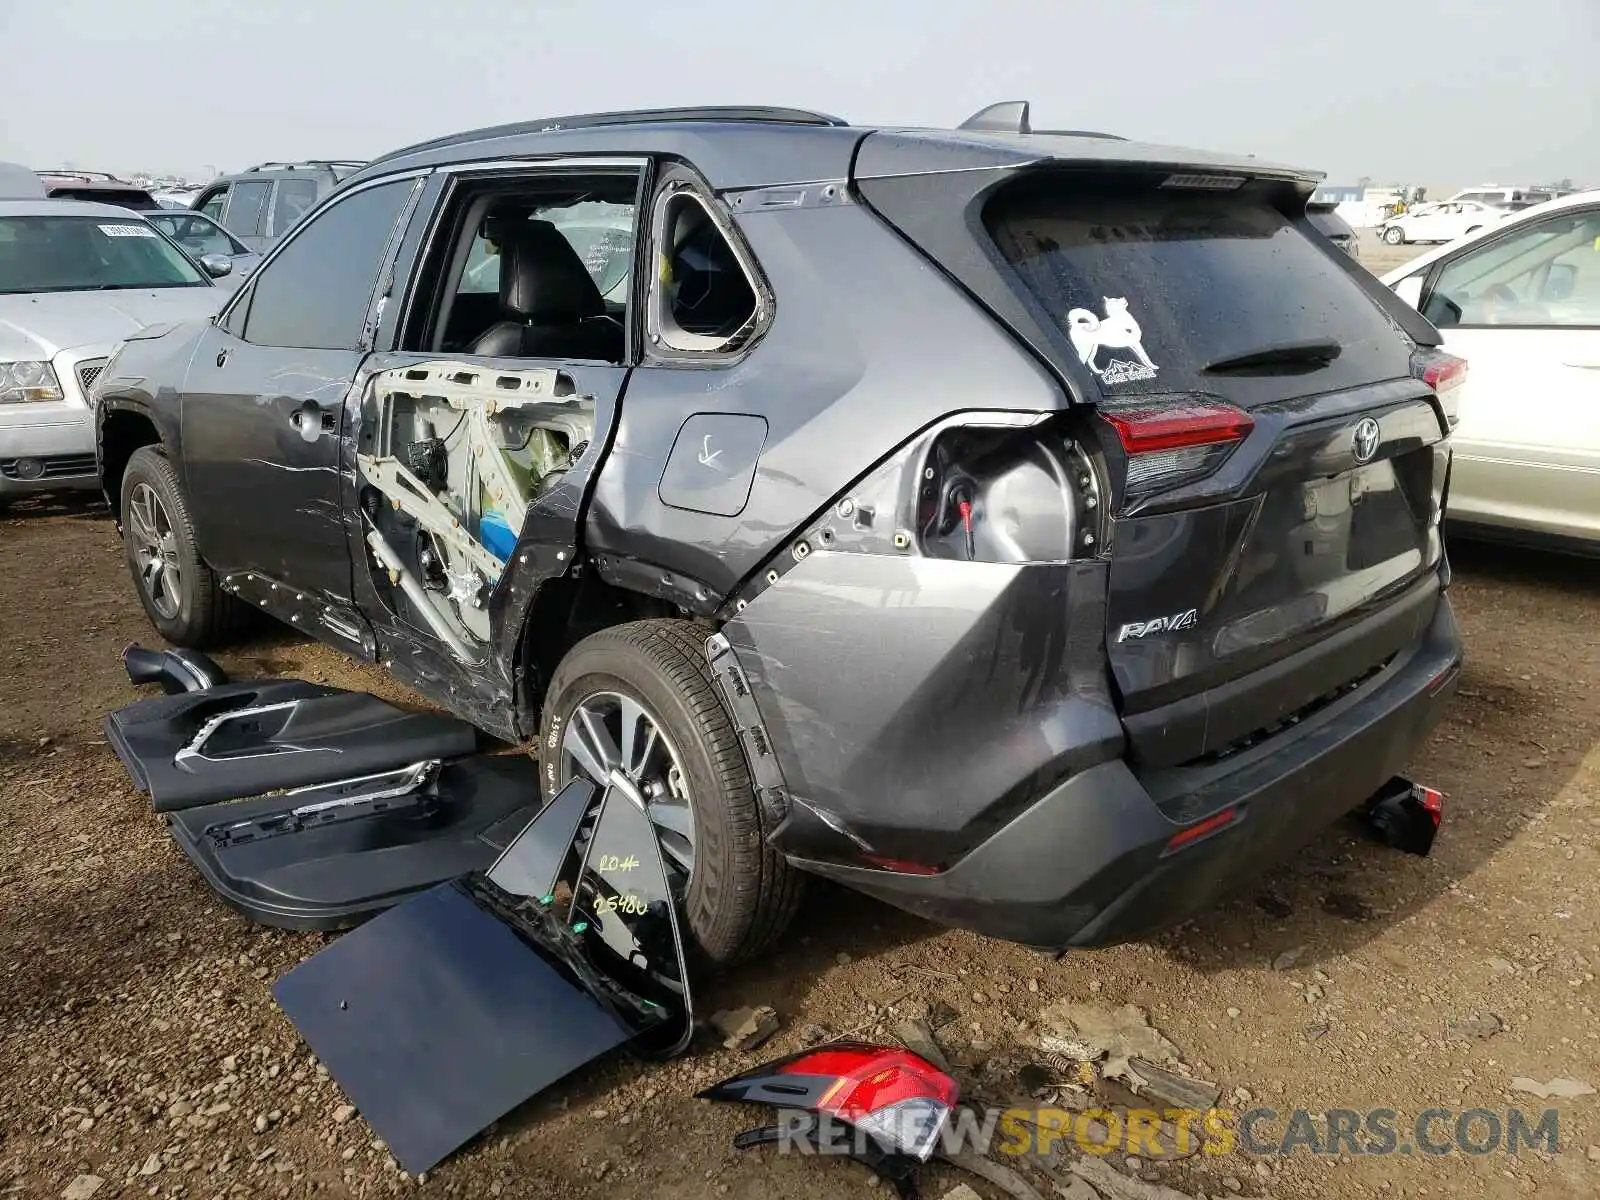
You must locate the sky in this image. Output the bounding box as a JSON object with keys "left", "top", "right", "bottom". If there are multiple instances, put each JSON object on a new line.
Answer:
{"left": 2, "top": 0, "right": 1595, "bottom": 186}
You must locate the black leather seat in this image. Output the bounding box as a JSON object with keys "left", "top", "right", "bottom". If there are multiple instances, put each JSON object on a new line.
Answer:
{"left": 467, "top": 218, "right": 623, "bottom": 362}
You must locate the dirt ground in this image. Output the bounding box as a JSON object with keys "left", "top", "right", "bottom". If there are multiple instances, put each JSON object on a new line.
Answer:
{"left": 2, "top": 248, "right": 1597, "bottom": 1199}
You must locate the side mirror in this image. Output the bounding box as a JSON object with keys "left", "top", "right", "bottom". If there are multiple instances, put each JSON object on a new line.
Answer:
{"left": 1542, "top": 262, "right": 1577, "bottom": 302}
{"left": 200, "top": 254, "right": 233, "bottom": 279}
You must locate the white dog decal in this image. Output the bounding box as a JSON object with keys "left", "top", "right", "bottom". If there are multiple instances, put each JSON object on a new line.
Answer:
{"left": 1066, "top": 298, "right": 1159, "bottom": 379}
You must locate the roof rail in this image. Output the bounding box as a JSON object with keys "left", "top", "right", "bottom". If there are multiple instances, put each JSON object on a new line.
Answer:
{"left": 242, "top": 160, "right": 367, "bottom": 173}
{"left": 954, "top": 102, "right": 1126, "bottom": 141}
{"left": 37, "top": 169, "right": 125, "bottom": 181}
{"left": 1031, "top": 129, "right": 1127, "bottom": 141}
{"left": 369, "top": 106, "right": 849, "bottom": 166}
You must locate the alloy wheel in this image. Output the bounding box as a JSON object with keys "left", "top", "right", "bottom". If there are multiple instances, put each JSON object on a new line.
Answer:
{"left": 127, "top": 482, "right": 182, "bottom": 619}
{"left": 559, "top": 690, "right": 696, "bottom": 877}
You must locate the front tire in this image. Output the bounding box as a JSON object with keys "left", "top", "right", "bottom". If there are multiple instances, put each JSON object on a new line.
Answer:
{"left": 1383, "top": 225, "right": 1406, "bottom": 245}
{"left": 539, "top": 619, "right": 803, "bottom": 965}
{"left": 120, "top": 445, "right": 251, "bottom": 648}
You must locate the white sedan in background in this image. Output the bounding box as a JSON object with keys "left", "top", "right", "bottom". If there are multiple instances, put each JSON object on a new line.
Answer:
{"left": 1379, "top": 200, "right": 1505, "bottom": 246}
{"left": 0, "top": 198, "right": 228, "bottom": 506}
{"left": 1382, "top": 190, "right": 1600, "bottom": 552}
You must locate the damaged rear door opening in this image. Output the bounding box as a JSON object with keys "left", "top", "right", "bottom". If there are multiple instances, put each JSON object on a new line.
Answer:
{"left": 356, "top": 360, "right": 595, "bottom": 662}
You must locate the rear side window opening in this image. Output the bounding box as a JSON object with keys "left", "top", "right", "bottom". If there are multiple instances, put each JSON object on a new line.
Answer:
{"left": 983, "top": 180, "right": 1410, "bottom": 395}
{"left": 647, "top": 183, "right": 763, "bottom": 356}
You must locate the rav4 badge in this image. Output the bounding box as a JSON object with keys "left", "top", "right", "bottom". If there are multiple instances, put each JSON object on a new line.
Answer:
{"left": 1117, "top": 609, "right": 1199, "bottom": 642}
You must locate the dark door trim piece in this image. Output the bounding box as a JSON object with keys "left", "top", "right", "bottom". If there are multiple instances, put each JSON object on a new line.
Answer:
{"left": 105, "top": 679, "right": 478, "bottom": 810}
{"left": 271, "top": 777, "right": 695, "bottom": 1175}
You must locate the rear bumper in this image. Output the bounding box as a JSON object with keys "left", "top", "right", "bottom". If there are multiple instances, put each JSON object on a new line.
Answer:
{"left": 790, "top": 594, "right": 1462, "bottom": 948}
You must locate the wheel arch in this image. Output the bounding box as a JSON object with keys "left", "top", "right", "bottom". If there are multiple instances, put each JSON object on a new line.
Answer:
{"left": 512, "top": 571, "right": 680, "bottom": 735}
{"left": 98, "top": 402, "right": 166, "bottom": 523}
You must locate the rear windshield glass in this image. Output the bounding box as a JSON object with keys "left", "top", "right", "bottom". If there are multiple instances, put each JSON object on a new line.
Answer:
{"left": 985, "top": 187, "right": 1405, "bottom": 392}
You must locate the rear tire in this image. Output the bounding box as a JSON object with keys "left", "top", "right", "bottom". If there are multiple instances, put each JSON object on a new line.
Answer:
{"left": 1383, "top": 225, "right": 1406, "bottom": 245}
{"left": 120, "top": 445, "right": 252, "bottom": 648}
{"left": 538, "top": 619, "right": 804, "bottom": 966}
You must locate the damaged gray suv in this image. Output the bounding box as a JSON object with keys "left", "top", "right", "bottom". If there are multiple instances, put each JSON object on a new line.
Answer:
{"left": 95, "top": 102, "right": 1465, "bottom": 964}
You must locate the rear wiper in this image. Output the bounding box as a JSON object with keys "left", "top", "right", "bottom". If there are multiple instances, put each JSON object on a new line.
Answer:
{"left": 1202, "top": 339, "right": 1342, "bottom": 375}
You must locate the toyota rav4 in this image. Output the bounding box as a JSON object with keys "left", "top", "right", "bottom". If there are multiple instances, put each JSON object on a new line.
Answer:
{"left": 94, "top": 102, "right": 1465, "bottom": 964}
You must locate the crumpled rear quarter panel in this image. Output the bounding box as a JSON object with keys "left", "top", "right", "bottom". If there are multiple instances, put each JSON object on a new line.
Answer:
{"left": 721, "top": 552, "right": 1122, "bottom": 865}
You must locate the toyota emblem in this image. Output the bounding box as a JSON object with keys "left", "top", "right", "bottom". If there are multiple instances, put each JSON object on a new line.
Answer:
{"left": 1352, "top": 417, "right": 1381, "bottom": 465}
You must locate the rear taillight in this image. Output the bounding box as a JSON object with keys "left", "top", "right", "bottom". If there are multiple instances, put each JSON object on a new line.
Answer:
{"left": 779, "top": 1046, "right": 957, "bottom": 1160}
{"left": 701, "top": 1043, "right": 960, "bottom": 1162}
{"left": 1101, "top": 399, "right": 1254, "bottom": 497}
{"left": 1413, "top": 348, "right": 1467, "bottom": 428}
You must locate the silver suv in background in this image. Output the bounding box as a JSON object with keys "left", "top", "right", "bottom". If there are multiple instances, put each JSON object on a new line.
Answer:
{"left": 191, "top": 160, "right": 365, "bottom": 252}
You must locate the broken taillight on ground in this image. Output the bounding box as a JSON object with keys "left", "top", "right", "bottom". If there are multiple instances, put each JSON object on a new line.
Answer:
{"left": 702, "top": 1042, "right": 959, "bottom": 1163}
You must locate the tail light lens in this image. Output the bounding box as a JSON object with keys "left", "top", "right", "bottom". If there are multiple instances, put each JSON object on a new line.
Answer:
{"left": 791, "top": 1046, "right": 956, "bottom": 1159}
{"left": 1412, "top": 348, "right": 1467, "bottom": 428}
{"left": 1101, "top": 399, "right": 1254, "bottom": 498}
{"left": 700, "top": 1043, "right": 960, "bottom": 1161}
